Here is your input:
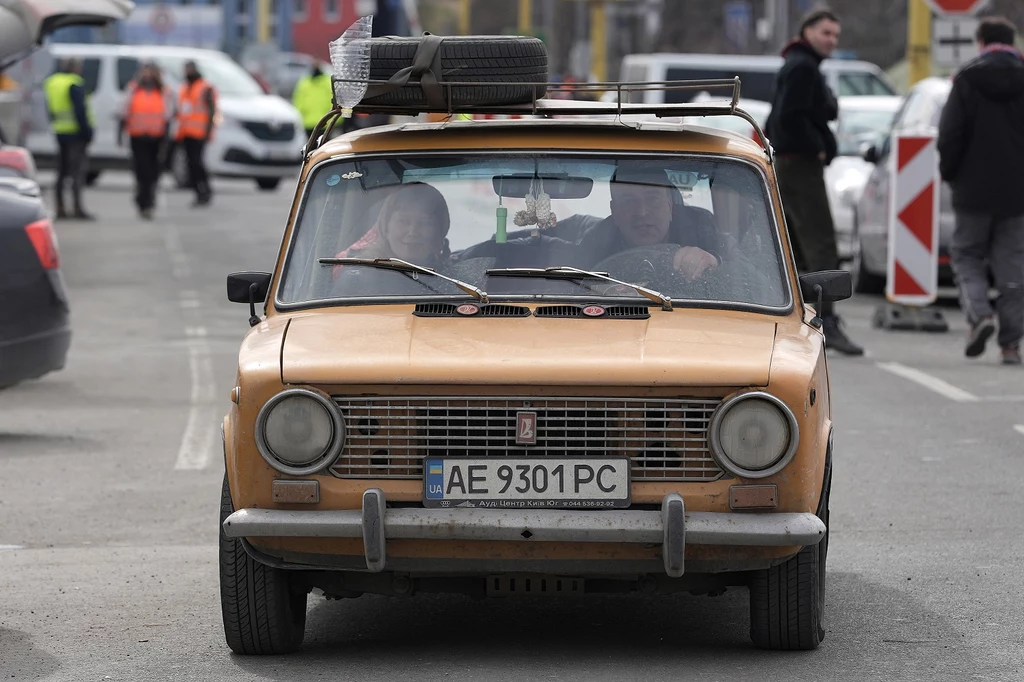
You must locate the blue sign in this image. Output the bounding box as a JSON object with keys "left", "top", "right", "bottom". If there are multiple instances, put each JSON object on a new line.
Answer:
{"left": 724, "top": 1, "right": 752, "bottom": 52}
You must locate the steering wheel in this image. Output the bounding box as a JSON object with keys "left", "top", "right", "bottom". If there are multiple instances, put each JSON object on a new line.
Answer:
{"left": 592, "top": 243, "right": 709, "bottom": 298}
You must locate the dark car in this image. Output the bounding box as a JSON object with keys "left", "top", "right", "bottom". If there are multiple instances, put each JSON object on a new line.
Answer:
{"left": 0, "top": 177, "right": 70, "bottom": 388}
{"left": 852, "top": 77, "right": 954, "bottom": 294}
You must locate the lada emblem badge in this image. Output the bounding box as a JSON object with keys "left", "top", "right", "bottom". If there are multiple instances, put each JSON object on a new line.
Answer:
{"left": 456, "top": 303, "right": 480, "bottom": 316}
{"left": 582, "top": 305, "right": 606, "bottom": 317}
{"left": 516, "top": 411, "right": 538, "bottom": 445}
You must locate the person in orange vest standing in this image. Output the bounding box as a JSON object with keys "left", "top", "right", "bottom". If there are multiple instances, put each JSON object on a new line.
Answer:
{"left": 175, "top": 61, "right": 216, "bottom": 207}
{"left": 119, "top": 62, "right": 171, "bottom": 219}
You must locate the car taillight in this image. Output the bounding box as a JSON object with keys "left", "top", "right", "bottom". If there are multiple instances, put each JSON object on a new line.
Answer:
{"left": 0, "top": 147, "right": 34, "bottom": 177}
{"left": 25, "top": 218, "right": 59, "bottom": 270}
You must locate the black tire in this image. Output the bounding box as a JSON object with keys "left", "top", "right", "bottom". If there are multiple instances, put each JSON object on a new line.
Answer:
{"left": 749, "top": 470, "right": 829, "bottom": 651}
{"left": 362, "top": 35, "right": 548, "bottom": 108}
{"left": 85, "top": 170, "right": 101, "bottom": 186}
{"left": 171, "top": 146, "right": 190, "bottom": 190}
{"left": 219, "top": 475, "right": 307, "bottom": 655}
{"left": 255, "top": 178, "right": 280, "bottom": 191}
{"left": 852, "top": 248, "right": 886, "bottom": 295}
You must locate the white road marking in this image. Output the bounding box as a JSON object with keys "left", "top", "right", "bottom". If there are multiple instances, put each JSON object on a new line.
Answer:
{"left": 0, "top": 545, "right": 24, "bottom": 550}
{"left": 1014, "top": 425, "right": 1024, "bottom": 436}
{"left": 876, "top": 362, "right": 980, "bottom": 403}
{"left": 174, "top": 326, "right": 218, "bottom": 471}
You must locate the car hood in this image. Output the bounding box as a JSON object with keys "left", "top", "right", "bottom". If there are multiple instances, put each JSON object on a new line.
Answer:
{"left": 0, "top": 0, "right": 134, "bottom": 66}
{"left": 218, "top": 94, "right": 300, "bottom": 124}
{"left": 280, "top": 308, "right": 778, "bottom": 387}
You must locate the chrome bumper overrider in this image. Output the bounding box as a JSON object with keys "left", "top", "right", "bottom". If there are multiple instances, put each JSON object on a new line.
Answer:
{"left": 223, "top": 489, "right": 826, "bottom": 578}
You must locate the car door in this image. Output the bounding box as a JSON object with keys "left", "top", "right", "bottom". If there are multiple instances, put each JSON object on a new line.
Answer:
{"left": 0, "top": 0, "right": 135, "bottom": 66}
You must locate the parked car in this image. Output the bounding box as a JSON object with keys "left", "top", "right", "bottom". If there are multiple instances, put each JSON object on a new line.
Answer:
{"left": 0, "top": 0, "right": 133, "bottom": 389}
{"left": 618, "top": 53, "right": 896, "bottom": 104}
{"left": 827, "top": 95, "right": 902, "bottom": 261}
{"left": 24, "top": 43, "right": 305, "bottom": 192}
{"left": 853, "top": 77, "right": 954, "bottom": 294}
{"left": 217, "top": 36, "right": 846, "bottom": 655}
{"left": 0, "top": 142, "right": 36, "bottom": 179}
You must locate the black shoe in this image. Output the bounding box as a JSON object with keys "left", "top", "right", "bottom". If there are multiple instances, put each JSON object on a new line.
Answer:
{"left": 965, "top": 317, "right": 996, "bottom": 358}
{"left": 822, "top": 315, "right": 865, "bottom": 356}
{"left": 1001, "top": 346, "right": 1022, "bottom": 366}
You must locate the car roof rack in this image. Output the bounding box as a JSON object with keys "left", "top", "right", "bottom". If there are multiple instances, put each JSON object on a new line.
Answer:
{"left": 307, "top": 77, "right": 771, "bottom": 159}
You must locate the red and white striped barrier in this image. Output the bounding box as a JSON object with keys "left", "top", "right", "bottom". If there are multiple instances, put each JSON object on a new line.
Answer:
{"left": 887, "top": 134, "right": 941, "bottom": 306}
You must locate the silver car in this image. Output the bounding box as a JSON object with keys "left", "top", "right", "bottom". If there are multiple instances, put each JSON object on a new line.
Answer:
{"left": 827, "top": 95, "right": 902, "bottom": 261}
{"left": 852, "top": 78, "right": 954, "bottom": 294}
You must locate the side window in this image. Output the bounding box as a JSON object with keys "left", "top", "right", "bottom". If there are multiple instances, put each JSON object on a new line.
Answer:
{"left": 117, "top": 57, "right": 140, "bottom": 90}
{"left": 838, "top": 72, "right": 896, "bottom": 97}
{"left": 665, "top": 68, "right": 776, "bottom": 102}
{"left": 79, "top": 58, "right": 101, "bottom": 94}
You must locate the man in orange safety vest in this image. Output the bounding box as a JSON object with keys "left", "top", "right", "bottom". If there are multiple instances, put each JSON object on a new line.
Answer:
{"left": 175, "top": 60, "right": 217, "bottom": 206}
{"left": 120, "top": 62, "right": 171, "bottom": 219}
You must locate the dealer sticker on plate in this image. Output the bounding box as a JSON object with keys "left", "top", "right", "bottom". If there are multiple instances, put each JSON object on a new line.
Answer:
{"left": 423, "top": 458, "right": 631, "bottom": 509}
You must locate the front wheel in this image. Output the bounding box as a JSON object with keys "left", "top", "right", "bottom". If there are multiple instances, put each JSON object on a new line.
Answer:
{"left": 219, "top": 475, "right": 307, "bottom": 654}
{"left": 748, "top": 478, "right": 829, "bottom": 650}
{"left": 256, "top": 178, "right": 281, "bottom": 191}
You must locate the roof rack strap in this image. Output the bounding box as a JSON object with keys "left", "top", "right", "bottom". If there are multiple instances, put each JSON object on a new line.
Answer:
{"left": 363, "top": 33, "right": 448, "bottom": 110}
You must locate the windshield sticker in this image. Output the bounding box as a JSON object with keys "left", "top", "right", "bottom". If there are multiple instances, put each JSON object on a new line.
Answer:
{"left": 326, "top": 174, "right": 341, "bottom": 186}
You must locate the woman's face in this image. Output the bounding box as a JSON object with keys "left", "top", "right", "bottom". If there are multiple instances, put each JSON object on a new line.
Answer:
{"left": 384, "top": 206, "right": 446, "bottom": 263}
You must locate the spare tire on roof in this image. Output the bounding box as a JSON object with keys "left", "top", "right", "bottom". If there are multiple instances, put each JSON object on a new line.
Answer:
{"left": 354, "top": 34, "right": 548, "bottom": 110}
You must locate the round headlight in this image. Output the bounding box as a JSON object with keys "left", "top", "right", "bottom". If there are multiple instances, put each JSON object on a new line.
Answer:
{"left": 255, "top": 389, "right": 345, "bottom": 475}
{"left": 710, "top": 392, "right": 798, "bottom": 478}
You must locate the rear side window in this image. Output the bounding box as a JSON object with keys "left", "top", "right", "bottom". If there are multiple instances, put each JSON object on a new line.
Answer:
{"left": 665, "top": 68, "right": 776, "bottom": 102}
{"left": 117, "top": 57, "right": 141, "bottom": 90}
{"left": 838, "top": 73, "right": 896, "bottom": 96}
{"left": 79, "top": 58, "right": 101, "bottom": 94}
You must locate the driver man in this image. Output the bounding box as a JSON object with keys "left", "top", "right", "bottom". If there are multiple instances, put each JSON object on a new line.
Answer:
{"left": 557, "top": 165, "right": 723, "bottom": 280}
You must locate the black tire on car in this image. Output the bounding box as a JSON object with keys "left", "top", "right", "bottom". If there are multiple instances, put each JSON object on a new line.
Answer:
{"left": 171, "top": 146, "right": 190, "bottom": 190}
{"left": 853, "top": 249, "right": 886, "bottom": 295}
{"left": 748, "top": 466, "right": 830, "bottom": 651}
{"left": 361, "top": 35, "right": 548, "bottom": 108}
{"left": 255, "top": 178, "right": 280, "bottom": 191}
{"left": 219, "top": 475, "right": 307, "bottom": 655}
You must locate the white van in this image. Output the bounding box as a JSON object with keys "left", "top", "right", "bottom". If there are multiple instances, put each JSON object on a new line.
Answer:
{"left": 25, "top": 43, "right": 306, "bottom": 191}
{"left": 617, "top": 53, "right": 897, "bottom": 104}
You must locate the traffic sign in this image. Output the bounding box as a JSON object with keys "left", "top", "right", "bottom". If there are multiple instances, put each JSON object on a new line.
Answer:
{"left": 150, "top": 5, "right": 175, "bottom": 36}
{"left": 933, "top": 16, "right": 979, "bottom": 67}
{"left": 923, "top": 0, "right": 990, "bottom": 16}
{"left": 887, "top": 134, "right": 940, "bottom": 305}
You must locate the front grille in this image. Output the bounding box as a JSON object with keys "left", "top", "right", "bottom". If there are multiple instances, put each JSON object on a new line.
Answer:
{"left": 534, "top": 304, "right": 651, "bottom": 319}
{"left": 241, "top": 120, "right": 295, "bottom": 141}
{"left": 330, "top": 396, "right": 724, "bottom": 482}
{"left": 413, "top": 303, "right": 531, "bottom": 317}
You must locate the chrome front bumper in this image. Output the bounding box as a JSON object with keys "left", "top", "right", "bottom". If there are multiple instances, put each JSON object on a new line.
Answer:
{"left": 223, "top": 489, "right": 826, "bottom": 578}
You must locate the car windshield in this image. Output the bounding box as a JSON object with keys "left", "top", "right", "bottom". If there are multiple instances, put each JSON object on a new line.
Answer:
{"left": 279, "top": 153, "right": 790, "bottom": 310}
{"left": 836, "top": 107, "right": 899, "bottom": 156}
{"left": 150, "top": 54, "right": 264, "bottom": 97}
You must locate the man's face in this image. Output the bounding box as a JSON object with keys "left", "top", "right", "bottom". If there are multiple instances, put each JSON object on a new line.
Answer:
{"left": 609, "top": 183, "right": 673, "bottom": 247}
{"left": 804, "top": 18, "right": 841, "bottom": 58}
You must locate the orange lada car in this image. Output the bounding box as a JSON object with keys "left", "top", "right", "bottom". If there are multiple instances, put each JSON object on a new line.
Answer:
{"left": 218, "top": 74, "right": 852, "bottom": 655}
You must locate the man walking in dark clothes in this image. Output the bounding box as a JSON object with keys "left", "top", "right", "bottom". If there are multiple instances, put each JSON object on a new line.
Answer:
{"left": 938, "top": 16, "right": 1024, "bottom": 366}
{"left": 765, "top": 7, "right": 864, "bottom": 356}
{"left": 43, "top": 58, "right": 94, "bottom": 220}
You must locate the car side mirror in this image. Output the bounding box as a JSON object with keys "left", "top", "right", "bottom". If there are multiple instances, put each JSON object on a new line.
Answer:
{"left": 227, "top": 272, "right": 271, "bottom": 327}
{"left": 862, "top": 145, "right": 878, "bottom": 164}
{"left": 799, "top": 270, "right": 852, "bottom": 325}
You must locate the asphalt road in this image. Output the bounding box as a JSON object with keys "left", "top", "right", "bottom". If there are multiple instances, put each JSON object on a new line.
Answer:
{"left": 1, "top": 172, "right": 1022, "bottom": 681}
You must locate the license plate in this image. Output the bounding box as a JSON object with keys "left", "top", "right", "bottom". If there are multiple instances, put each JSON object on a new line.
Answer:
{"left": 423, "top": 458, "right": 631, "bottom": 509}
{"left": 265, "top": 147, "right": 296, "bottom": 160}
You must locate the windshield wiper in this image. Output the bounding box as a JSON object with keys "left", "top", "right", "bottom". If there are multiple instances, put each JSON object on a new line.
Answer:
{"left": 486, "top": 266, "right": 672, "bottom": 311}
{"left": 318, "top": 257, "right": 489, "bottom": 303}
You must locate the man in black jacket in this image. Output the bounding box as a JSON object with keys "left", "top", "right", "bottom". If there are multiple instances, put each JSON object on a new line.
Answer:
{"left": 938, "top": 16, "right": 1024, "bottom": 366}
{"left": 765, "top": 7, "right": 863, "bottom": 356}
